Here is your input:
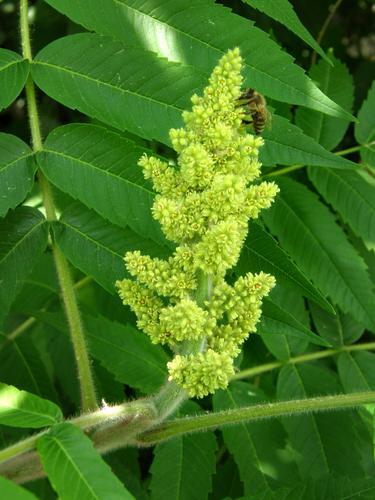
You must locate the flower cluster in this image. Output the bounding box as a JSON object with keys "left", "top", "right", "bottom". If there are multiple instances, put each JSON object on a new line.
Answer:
{"left": 116, "top": 48, "right": 278, "bottom": 398}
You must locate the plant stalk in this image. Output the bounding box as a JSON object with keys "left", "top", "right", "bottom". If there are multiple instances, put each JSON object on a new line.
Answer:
{"left": 2, "top": 390, "right": 375, "bottom": 483}
{"left": 231, "top": 341, "right": 375, "bottom": 381}
{"left": 19, "top": 0, "right": 97, "bottom": 411}
{"left": 137, "top": 391, "right": 375, "bottom": 444}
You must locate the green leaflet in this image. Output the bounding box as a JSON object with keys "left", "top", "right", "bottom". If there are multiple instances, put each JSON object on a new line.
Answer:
{"left": 84, "top": 315, "right": 168, "bottom": 394}
{"left": 261, "top": 287, "right": 309, "bottom": 360}
{"left": 238, "top": 221, "right": 333, "bottom": 312}
{"left": 0, "top": 48, "right": 29, "bottom": 111}
{"left": 150, "top": 402, "right": 217, "bottom": 500}
{"left": 54, "top": 202, "right": 170, "bottom": 294}
{"left": 338, "top": 351, "right": 375, "bottom": 392}
{"left": 37, "top": 123, "right": 169, "bottom": 244}
{"left": 0, "top": 333, "right": 59, "bottom": 403}
{"left": 262, "top": 178, "right": 375, "bottom": 332}
{"left": 246, "top": 476, "right": 375, "bottom": 500}
{"left": 261, "top": 114, "right": 356, "bottom": 169}
{"left": 309, "top": 302, "right": 364, "bottom": 347}
{"left": 0, "top": 382, "right": 62, "bottom": 428}
{"left": 308, "top": 167, "right": 375, "bottom": 251}
{"left": 43, "top": 0, "right": 353, "bottom": 119}
{"left": 33, "top": 48, "right": 354, "bottom": 172}
{"left": 0, "top": 133, "right": 36, "bottom": 217}
{"left": 37, "top": 423, "right": 134, "bottom": 500}
{"left": 213, "top": 382, "right": 299, "bottom": 496}
{"left": 0, "top": 477, "right": 38, "bottom": 500}
{"left": 295, "top": 53, "right": 354, "bottom": 151}
{"left": 242, "top": 0, "right": 329, "bottom": 63}
{"left": 277, "top": 363, "right": 365, "bottom": 479}
{"left": 259, "top": 297, "right": 328, "bottom": 347}
{"left": 10, "top": 253, "right": 59, "bottom": 315}
{"left": 0, "top": 207, "right": 48, "bottom": 324}
{"left": 32, "top": 34, "right": 203, "bottom": 146}
{"left": 355, "top": 81, "right": 375, "bottom": 168}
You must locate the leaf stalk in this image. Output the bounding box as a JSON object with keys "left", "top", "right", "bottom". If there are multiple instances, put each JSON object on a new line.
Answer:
{"left": 19, "top": 0, "right": 97, "bottom": 412}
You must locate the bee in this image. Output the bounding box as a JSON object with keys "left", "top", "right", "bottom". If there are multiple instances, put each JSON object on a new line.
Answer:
{"left": 238, "top": 88, "right": 271, "bottom": 135}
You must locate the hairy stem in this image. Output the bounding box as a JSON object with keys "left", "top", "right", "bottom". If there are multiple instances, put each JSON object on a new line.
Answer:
{"left": 19, "top": 0, "right": 97, "bottom": 411}
{"left": 52, "top": 246, "right": 97, "bottom": 410}
{"left": 2, "top": 390, "right": 375, "bottom": 483}
{"left": 137, "top": 391, "right": 375, "bottom": 444}
{"left": 231, "top": 341, "right": 375, "bottom": 381}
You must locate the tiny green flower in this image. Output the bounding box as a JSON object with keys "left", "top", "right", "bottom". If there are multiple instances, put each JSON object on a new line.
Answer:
{"left": 116, "top": 47, "right": 279, "bottom": 398}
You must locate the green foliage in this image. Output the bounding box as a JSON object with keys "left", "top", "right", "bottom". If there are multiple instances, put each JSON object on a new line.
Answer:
{"left": 0, "top": 133, "right": 37, "bottom": 217}
{"left": 0, "top": 49, "right": 29, "bottom": 111}
{"left": 85, "top": 315, "right": 168, "bottom": 394}
{"left": 37, "top": 423, "right": 134, "bottom": 499}
{"left": 150, "top": 403, "right": 217, "bottom": 500}
{"left": 0, "top": 476, "right": 37, "bottom": 499}
{"left": 0, "top": 207, "right": 48, "bottom": 323}
{"left": 0, "top": 382, "right": 62, "bottom": 428}
{"left": 0, "top": 0, "right": 374, "bottom": 497}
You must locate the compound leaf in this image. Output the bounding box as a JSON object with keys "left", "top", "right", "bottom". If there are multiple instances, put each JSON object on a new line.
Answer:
{"left": 308, "top": 167, "right": 375, "bottom": 251}
{"left": 262, "top": 178, "right": 375, "bottom": 332}
{"left": 38, "top": 123, "right": 167, "bottom": 244}
{"left": 54, "top": 202, "right": 170, "bottom": 294}
{"left": 44, "top": 0, "right": 353, "bottom": 119}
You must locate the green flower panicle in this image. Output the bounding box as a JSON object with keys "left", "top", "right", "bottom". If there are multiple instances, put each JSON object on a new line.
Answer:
{"left": 116, "top": 47, "right": 279, "bottom": 398}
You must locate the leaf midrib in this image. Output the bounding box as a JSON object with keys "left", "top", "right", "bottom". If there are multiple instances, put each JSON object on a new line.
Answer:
{"left": 0, "top": 58, "right": 26, "bottom": 74}
{"left": 47, "top": 434, "right": 100, "bottom": 499}
{"left": 0, "top": 218, "right": 45, "bottom": 266}
{"left": 57, "top": 218, "right": 123, "bottom": 264}
{"left": 33, "top": 60, "right": 182, "bottom": 114}
{"left": 0, "top": 152, "right": 31, "bottom": 172}
{"left": 41, "top": 148, "right": 154, "bottom": 197}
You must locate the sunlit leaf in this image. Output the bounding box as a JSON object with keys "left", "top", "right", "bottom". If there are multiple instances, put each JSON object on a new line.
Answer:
{"left": 44, "top": 0, "right": 354, "bottom": 119}
{"left": 0, "top": 382, "right": 62, "bottom": 428}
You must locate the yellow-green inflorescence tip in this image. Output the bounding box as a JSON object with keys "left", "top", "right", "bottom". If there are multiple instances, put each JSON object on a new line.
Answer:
{"left": 116, "top": 47, "right": 279, "bottom": 398}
